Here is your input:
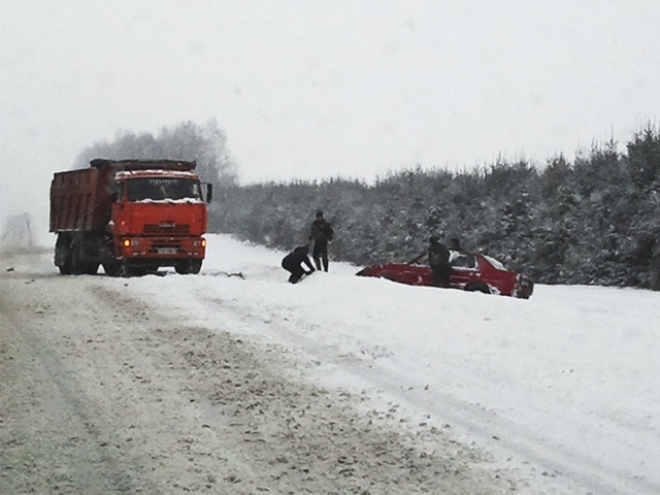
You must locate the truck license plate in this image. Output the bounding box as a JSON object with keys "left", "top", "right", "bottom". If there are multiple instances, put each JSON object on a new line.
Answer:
{"left": 157, "top": 247, "right": 177, "bottom": 255}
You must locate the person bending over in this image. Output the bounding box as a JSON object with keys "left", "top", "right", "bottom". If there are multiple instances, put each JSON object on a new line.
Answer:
{"left": 281, "top": 245, "right": 315, "bottom": 284}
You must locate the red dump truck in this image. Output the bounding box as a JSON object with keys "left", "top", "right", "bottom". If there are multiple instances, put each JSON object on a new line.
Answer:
{"left": 50, "top": 159, "right": 212, "bottom": 276}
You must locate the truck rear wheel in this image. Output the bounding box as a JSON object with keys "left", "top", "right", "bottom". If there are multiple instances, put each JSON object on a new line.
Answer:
{"left": 81, "top": 262, "right": 100, "bottom": 275}
{"left": 69, "top": 245, "right": 83, "bottom": 275}
{"left": 58, "top": 252, "right": 73, "bottom": 275}
{"left": 58, "top": 261, "right": 72, "bottom": 275}
{"left": 55, "top": 235, "right": 72, "bottom": 275}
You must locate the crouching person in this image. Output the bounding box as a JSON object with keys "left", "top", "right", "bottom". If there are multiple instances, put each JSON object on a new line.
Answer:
{"left": 282, "top": 244, "right": 315, "bottom": 284}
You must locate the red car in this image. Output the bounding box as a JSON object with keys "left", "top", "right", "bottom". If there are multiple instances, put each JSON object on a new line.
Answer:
{"left": 356, "top": 251, "right": 534, "bottom": 299}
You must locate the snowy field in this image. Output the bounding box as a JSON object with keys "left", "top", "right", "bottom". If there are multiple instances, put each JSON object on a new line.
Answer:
{"left": 107, "top": 234, "right": 658, "bottom": 495}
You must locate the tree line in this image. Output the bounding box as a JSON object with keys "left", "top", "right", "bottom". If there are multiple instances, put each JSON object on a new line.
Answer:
{"left": 210, "top": 127, "right": 660, "bottom": 290}
{"left": 73, "top": 120, "right": 659, "bottom": 290}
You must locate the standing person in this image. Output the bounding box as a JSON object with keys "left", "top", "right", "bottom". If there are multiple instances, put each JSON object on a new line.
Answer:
{"left": 308, "top": 210, "right": 334, "bottom": 272}
{"left": 428, "top": 235, "right": 452, "bottom": 288}
{"left": 281, "top": 244, "right": 315, "bottom": 284}
{"left": 448, "top": 236, "right": 473, "bottom": 267}
{"left": 449, "top": 237, "right": 465, "bottom": 253}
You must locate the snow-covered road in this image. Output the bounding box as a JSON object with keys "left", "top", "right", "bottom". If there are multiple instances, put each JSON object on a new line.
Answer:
{"left": 132, "top": 234, "right": 660, "bottom": 495}
{"left": 2, "top": 233, "right": 658, "bottom": 495}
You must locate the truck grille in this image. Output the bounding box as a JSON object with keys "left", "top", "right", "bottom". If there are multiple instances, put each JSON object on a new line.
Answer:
{"left": 143, "top": 223, "right": 189, "bottom": 234}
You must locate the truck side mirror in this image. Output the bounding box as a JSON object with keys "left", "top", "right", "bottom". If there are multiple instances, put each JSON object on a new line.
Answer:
{"left": 206, "top": 183, "right": 213, "bottom": 203}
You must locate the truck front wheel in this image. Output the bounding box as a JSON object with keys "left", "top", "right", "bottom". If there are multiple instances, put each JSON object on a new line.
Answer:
{"left": 175, "top": 259, "right": 202, "bottom": 275}
{"left": 103, "top": 260, "right": 125, "bottom": 277}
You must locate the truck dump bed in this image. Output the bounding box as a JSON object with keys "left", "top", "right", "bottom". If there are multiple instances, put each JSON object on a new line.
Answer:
{"left": 50, "top": 168, "right": 99, "bottom": 232}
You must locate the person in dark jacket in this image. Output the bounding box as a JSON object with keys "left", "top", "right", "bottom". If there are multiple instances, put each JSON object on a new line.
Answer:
{"left": 449, "top": 237, "right": 465, "bottom": 253}
{"left": 281, "top": 245, "right": 315, "bottom": 284}
{"left": 428, "top": 235, "right": 452, "bottom": 288}
{"left": 308, "top": 211, "right": 334, "bottom": 272}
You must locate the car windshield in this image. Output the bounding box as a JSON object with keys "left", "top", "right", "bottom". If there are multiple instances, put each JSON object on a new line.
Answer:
{"left": 450, "top": 253, "right": 477, "bottom": 268}
{"left": 483, "top": 255, "right": 506, "bottom": 270}
{"left": 126, "top": 178, "right": 202, "bottom": 201}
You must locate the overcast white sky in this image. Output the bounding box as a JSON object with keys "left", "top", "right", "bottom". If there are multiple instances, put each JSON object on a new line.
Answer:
{"left": 1, "top": 0, "right": 659, "bottom": 230}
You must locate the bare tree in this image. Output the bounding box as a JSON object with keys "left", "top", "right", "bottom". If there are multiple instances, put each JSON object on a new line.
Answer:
{"left": 72, "top": 120, "right": 238, "bottom": 186}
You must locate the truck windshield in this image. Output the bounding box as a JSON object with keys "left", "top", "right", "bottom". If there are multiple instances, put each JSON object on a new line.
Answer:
{"left": 126, "top": 178, "right": 202, "bottom": 201}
